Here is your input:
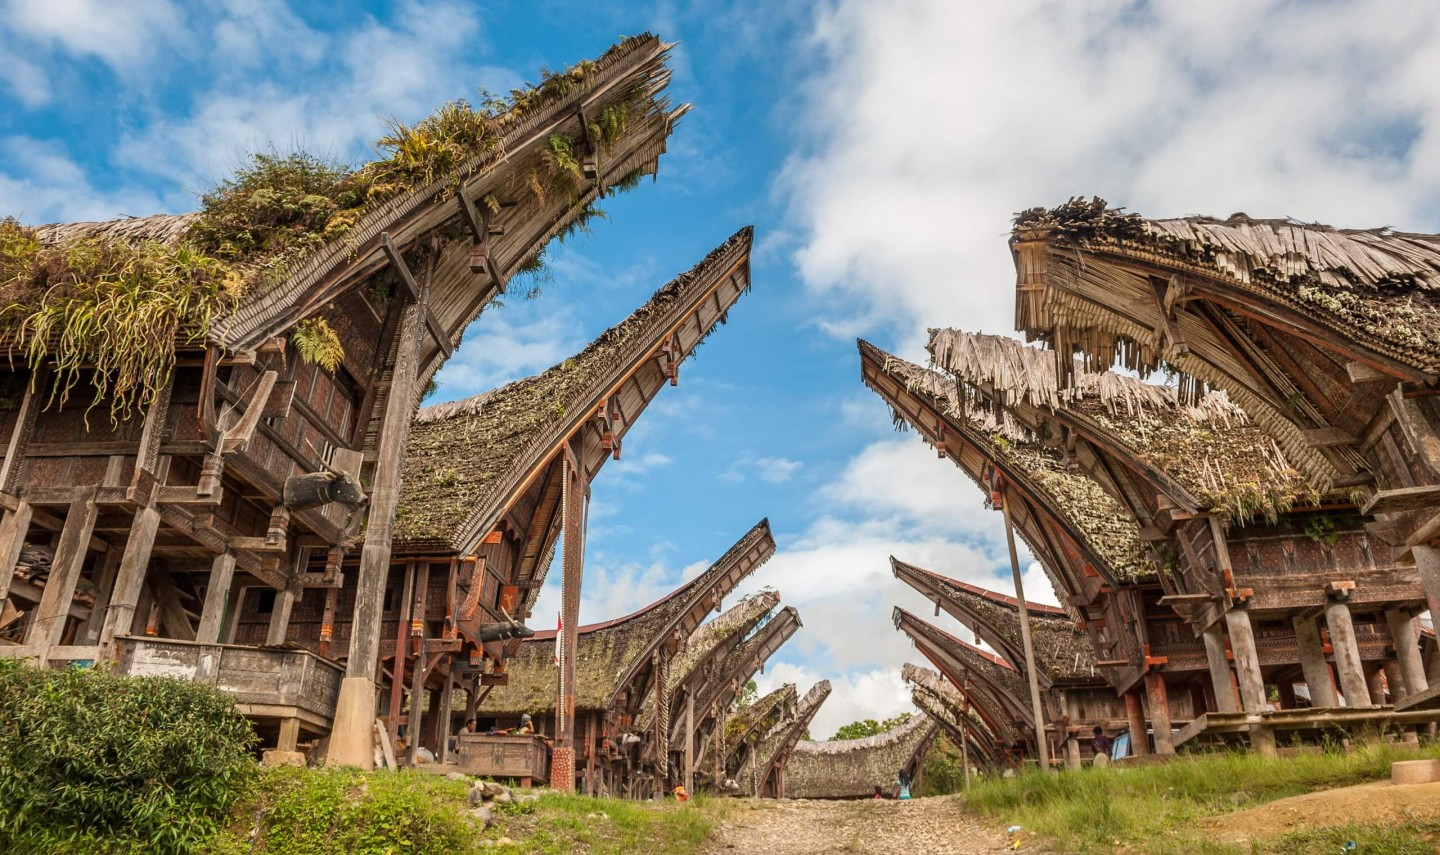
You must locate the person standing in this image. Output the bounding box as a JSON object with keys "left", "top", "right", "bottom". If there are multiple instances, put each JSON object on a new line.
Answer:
{"left": 1091, "top": 726, "right": 1113, "bottom": 767}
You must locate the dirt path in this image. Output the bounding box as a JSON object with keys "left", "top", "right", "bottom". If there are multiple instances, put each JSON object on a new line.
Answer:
{"left": 708, "top": 796, "right": 1013, "bottom": 854}
{"left": 1202, "top": 780, "right": 1440, "bottom": 844}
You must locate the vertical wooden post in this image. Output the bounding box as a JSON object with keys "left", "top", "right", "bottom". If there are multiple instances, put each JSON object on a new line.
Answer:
{"left": 27, "top": 488, "right": 99, "bottom": 662}
{"left": 1293, "top": 614, "right": 1338, "bottom": 708}
{"left": 77, "top": 544, "right": 122, "bottom": 645}
{"left": 407, "top": 562, "right": 430, "bottom": 766}
{"left": 438, "top": 673, "right": 455, "bottom": 765}
{"left": 1224, "top": 607, "right": 1276, "bottom": 756}
{"left": 387, "top": 563, "right": 416, "bottom": 753}
{"left": 553, "top": 443, "right": 584, "bottom": 792}
{"left": 1201, "top": 623, "right": 1239, "bottom": 713}
{"left": 1367, "top": 665, "right": 1387, "bottom": 706}
{"left": 1416, "top": 546, "right": 1440, "bottom": 620}
{"left": 0, "top": 500, "right": 33, "bottom": 605}
{"left": 1324, "top": 598, "right": 1373, "bottom": 708}
{"left": 1125, "top": 689, "right": 1149, "bottom": 755}
{"left": 328, "top": 298, "right": 423, "bottom": 769}
{"left": 1142, "top": 672, "right": 1175, "bottom": 755}
{"left": 1064, "top": 734, "right": 1082, "bottom": 769}
{"left": 265, "top": 548, "right": 307, "bottom": 647}
{"left": 277, "top": 717, "right": 300, "bottom": 753}
{"left": 1382, "top": 660, "right": 1405, "bottom": 703}
{"left": 961, "top": 686, "right": 973, "bottom": 785}
{"left": 999, "top": 483, "right": 1050, "bottom": 769}
{"left": 317, "top": 587, "right": 339, "bottom": 658}
{"left": 684, "top": 691, "right": 695, "bottom": 793}
{"left": 1385, "top": 609, "right": 1428, "bottom": 698}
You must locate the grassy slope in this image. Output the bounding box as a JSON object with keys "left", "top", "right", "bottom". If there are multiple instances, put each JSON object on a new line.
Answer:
{"left": 208, "top": 767, "right": 725, "bottom": 855}
{"left": 963, "top": 744, "right": 1440, "bottom": 855}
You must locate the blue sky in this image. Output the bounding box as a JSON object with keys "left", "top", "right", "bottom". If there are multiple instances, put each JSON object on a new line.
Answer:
{"left": 5, "top": 0, "right": 1440, "bottom": 738}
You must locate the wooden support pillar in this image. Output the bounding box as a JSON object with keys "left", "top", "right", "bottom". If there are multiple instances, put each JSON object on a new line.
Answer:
{"left": 1293, "top": 614, "right": 1338, "bottom": 708}
{"left": 195, "top": 552, "right": 236, "bottom": 644}
{"left": 1367, "top": 665, "right": 1387, "bottom": 706}
{"left": 266, "top": 586, "right": 296, "bottom": 646}
{"left": 0, "top": 500, "right": 34, "bottom": 605}
{"left": 1416, "top": 546, "right": 1440, "bottom": 621}
{"left": 1324, "top": 598, "right": 1373, "bottom": 708}
{"left": 684, "top": 691, "right": 695, "bottom": 793}
{"left": 77, "top": 545, "right": 123, "bottom": 645}
{"left": 553, "top": 442, "right": 584, "bottom": 792}
{"left": 438, "top": 672, "right": 455, "bottom": 765}
{"left": 1125, "top": 689, "right": 1150, "bottom": 756}
{"left": 407, "top": 563, "right": 430, "bottom": 766}
{"left": 327, "top": 278, "right": 426, "bottom": 767}
{"left": 387, "top": 563, "right": 416, "bottom": 752}
{"left": 1276, "top": 682, "right": 1297, "bottom": 709}
{"left": 98, "top": 504, "right": 161, "bottom": 653}
{"left": 1201, "top": 623, "right": 1239, "bottom": 713}
{"left": 1383, "top": 660, "right": 1404, "bottom": 703}
{"left": 27, "top": 488, "right": 99, "bottom": 662}
{"left": 1142, "top": 672, "right": 1175, "bottom": 755}
{"left": 153, "top": 570, "right": 197, "bottom": 641}
{"left": 1000, "top": 484, "right": 1050, "bottom": 769}
{"left": 1385, "top": 609, "right": 1429, "bottom": 698}
{"left": 277, "top": 717, "right": 300, "bottom": 752}
{"left": 1223, "top": 608, "right": 1267, "bottom": 711}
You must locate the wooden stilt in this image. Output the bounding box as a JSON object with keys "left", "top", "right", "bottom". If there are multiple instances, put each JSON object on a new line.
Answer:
{"left": 553, "top": 442, "right": 584, "bottom": 792}
{"left": 0, "top": 500, "right": 33, "bottom": 605}
{"left": 1385, "top": 609, "right": 1428, "bottom": 697}
{"left": 684, "top": 691, "right": 695, "bottom": 793}
{"left": 1293, "top": 614, "right": 1338, "bottom": 708}
{"left": 1201, "top": 623, "right": 1239, "bottom": 713}
{"left": 1125, "top": 689, "right": 1149, "bottom": 755}
{"left": 27, "top": 488, "right": 99, "bottom": 662}
{"left": 1367, "top": 665, "right": 1387, "bottom": 706}
{"left": 407, "top": 563, "right": 430, "bottom": 766}
{"left": 98, "top": 505, "right": 162, "bottom": 654}
{"left": 388, "top": 564, "right": 416, "bottom": 752}
{"left": 77, "top": 545, "right": 123, "bottom": 645}
{"left": 1143, "top": 672, "right": 1175, "bottom": 755}
{"left": 999, "top": 483, "right": 1050, "bottom": 769}
{"left": 195, "top": 552, "right": 236, "bottom": 644}
{"left": 1324, "top": 598, "right": 1373, "bottom": 708}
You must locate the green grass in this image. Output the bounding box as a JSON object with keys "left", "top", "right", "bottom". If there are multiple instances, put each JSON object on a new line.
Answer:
{"left": 1263, "top": 819, "right": 1440, "bottom": 855}
{"left": 964, "top": 743, "right": 1440, "bottom": 854}
{"left": 209, "top": 767, "right": 726, "bottom": 855}
{"left": 483, "top": 791, "right": 728, "bottom": 855}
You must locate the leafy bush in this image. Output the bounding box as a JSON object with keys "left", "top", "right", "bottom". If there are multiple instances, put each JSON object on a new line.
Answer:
{"left": 217, "top": 767, "right": 478, "bottom": 855}
{"left": 0, "top": 658, "right": 256, "bottom": 854}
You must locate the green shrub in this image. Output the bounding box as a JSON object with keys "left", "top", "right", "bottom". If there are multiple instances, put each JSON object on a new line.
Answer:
{"left": 0, "top": 658, "right": 257, "bottom": 854}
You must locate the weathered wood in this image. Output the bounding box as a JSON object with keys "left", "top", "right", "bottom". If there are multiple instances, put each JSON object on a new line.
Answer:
{"left": 151, "top": 570, "right": 197, "bottom": 642}
{"left": 1293, "top": 614, "right": 1338, "bottom": 708}
{"left": 1363, "top": 485, "right": 1440, "bottom": 516}
{"left": 554, "top": 441, "right": 584, "bottom": 791}
{"left": 1143, "top": 672, "right": 1175, "bottom": 755}
{"left": 77, "top": 545, "right": 124, "bottom": 645}
{"left": 1389, "top": 388, "right": 1440, "bottom": 472}
{"left": 1302, "top": 427, "right": 1357, "bottom": 448}
{"left": 1346, "top": 361, "right": 1394, "bottom": 385}
{"left": 195, "top": 552, "right": 237, "bottom": 644}
{"left": 0, "top": 370, "right": 40, "bottom": 491}
{"left": 27, "top": 488, "right": 99, "bottom": 661}
{"left": 98, "top": 504, "right": 163, "bottom": 653}
{"left": 0, "top": 500, "right": 34, "bottom": 605}
{"left": 219, "top": 370, "right": 279, "bottom": 454}
{"left": 1201, "top": 623, "right": 1239, "bottom": 713}
{"left": 407, "top": 561, "right": 430, "bottom": 766}
{"left": 380, "top": 233, "right": 451, "bottom": 357}
{"left": 1324, "top": 599, "right": 1374, "bottom": 708}
{"left": 1000, "top": 484, "right": 1051, "bottom": 768}
{"left": 1386, "top": 610, "right": 1428, "bottom": 698}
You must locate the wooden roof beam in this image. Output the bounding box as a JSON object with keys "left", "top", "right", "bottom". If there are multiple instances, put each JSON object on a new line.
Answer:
{"left": 381, "top": 233, "right": 452, "bottom": 357}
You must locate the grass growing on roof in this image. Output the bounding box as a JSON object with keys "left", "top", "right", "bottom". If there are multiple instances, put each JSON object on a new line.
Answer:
{"left": 964, "top": 743, "right": 1440, "bottom": 854}
{"left": 290, "top": 316, "right": 345, "bottom": 372}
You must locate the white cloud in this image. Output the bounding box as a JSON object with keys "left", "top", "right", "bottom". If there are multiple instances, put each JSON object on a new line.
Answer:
{"left": 2, "top": 0, "right": 184, "bottom": 70}
{"left": 718, "top": 454, "right": 805, "bottom": 484}
{"left": 0, "top": 52, "right": 49, "bottom": 108}
{"left": 431, "top": 304, "right": 584, "bottom": 400}
{"left": 0, "top": 137, "right": 167, "bottom": 224}
{"left": 784, "top": 0, "right": 1440, "bottom": 346}
{"left": 754, "top": 662, "right": 912, "bottom": 743}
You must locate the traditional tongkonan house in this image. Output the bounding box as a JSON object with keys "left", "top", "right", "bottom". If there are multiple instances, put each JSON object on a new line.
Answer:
{"left": 902, "top": 663, "right": 1002, "bottom": 771}
{"left": 783, "top": 712, "right": 938, "bottom": 800}
{"left": 928, "top": 330, "right": 1437, "bottom": 751}
{"left": 734, "top": 679, "right": 832, "bottom": 797}
{"left": 0, "top": 35, "right": 688, "bottom": 768}
{"left": 860, "top": 342, "right": 1184, "bottom": 756}
{"left": 1005, "top": 199, "right": 1440, "bottom": 720}
{"left": 892, "top": 568, "right": 1118, "bottom": 768}
{"left": 893, "top": 608, "right": 1031, "bottom": 762}
{"left": 458, "top": 521, "right": 777, "bottom": 796}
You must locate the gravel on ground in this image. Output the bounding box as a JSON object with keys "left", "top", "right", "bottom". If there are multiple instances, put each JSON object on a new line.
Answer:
{"left": 707, "top": 796, "right": 1016, "bottom": 854}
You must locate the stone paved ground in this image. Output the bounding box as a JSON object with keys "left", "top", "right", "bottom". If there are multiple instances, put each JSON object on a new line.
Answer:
{"left": 708, "top": 796, "right": 1015, "bottom": 854}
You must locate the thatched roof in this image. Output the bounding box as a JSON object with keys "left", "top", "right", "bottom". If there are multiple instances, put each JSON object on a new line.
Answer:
{"left": 928, "top": 330, "right": 1311, "bottom": 521}
{"left": 738, "top": 680, "right": 831, "bottom": 796}
{"left": 893, "top": 605, "right": 1031, "bottom": 710}
{"left": 903, "top": 663, "right": 1000, "bottom": 760}
{"left": 1014, "top": 198, "right": 1440, "bottom": 374}
{"left": 785, "top": 713, "right": 937, "bottom": 800}
{"left": 396, "top": 227, "right": 753, "bottom": 552}
{"left": 892, "top": 560, "right": 1099, "bottom": 685}
{"left": 726, "top": 683, "right": 797, "bottom": 768}
{"left": 863, "top": 342, "right": 1151, "bottom": 581}
{"left": 477, "top": 520, "right": 772, "bottom": 715}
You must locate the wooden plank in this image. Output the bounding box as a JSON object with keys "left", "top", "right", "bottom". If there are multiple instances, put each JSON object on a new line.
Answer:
{"left": 220, "top": 370, "right": 279, "bottom": 454}
{"left": 151, "top": 570, "right": 197, "bottom": 642}
{"left": 195, "top": 552, "right": 236, "bottom": 644}
{"left": 1302, "top": 427, "right": 1357, "bottom": 448}
{"left": 0, "top": 500, "right": 33, "bottom": 604}
{"left": 97, "top": 505, "right": 162, "bottom": 652}
{"left": 27, "top": 488, "right": 99, "bottom": 659}
{"left": 380, "top": 233, "right": 452, "bottom": 357}
{"left": 1363, "top": 485, "right": 1440, "bottom": 516}
{"left": 1346, "top": 361, "right": 1395, "bottom": 385}
{"left": 0, "top": 370, "right": 40, "bottom": 491}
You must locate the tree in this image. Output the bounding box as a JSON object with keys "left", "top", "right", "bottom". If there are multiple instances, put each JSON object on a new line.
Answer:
{"left": 830, "top": 711, "right": 911, "bottom": 741}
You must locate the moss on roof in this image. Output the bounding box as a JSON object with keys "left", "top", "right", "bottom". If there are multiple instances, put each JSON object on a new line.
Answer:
{"left": 397, "top": 227, "right": 752, "bottom": 550}
{"left": 903, "top": 663, "right": 998, "bottom": 748}
{"left": 1014, "top": 196, "right": 1440, "bottom": 374}
{"left": 737, "top": 680, "right": 831, "bottom": 796}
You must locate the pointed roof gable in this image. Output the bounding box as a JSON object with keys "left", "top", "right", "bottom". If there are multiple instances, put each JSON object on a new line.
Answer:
{"left": 785, "top": 714, "right": 938, "bottom": 800}
{"left": 397, "top": 227, "right": 753, "bottom": 551}
{"left": 739, "top": 680, "right": 832, "bottom": 796}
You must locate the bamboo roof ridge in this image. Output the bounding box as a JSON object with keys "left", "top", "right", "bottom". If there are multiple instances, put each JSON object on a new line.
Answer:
{"left": 477, "top": 521, "right": 772, "bottom": 715}
{"left": 785, "top": 713, "right": 937, "bottom": 800}
{"left": 928, "top": 330, "right": 1312, "bottom": 522}
{"left": 1014, "top": 198, "right": 1440, "bottom": 373}
{"left": 865, "top": 342, "right": 1151, "bottom": 581}
{"left": 902, "top": 663, "right": 999, "bottom": 754}
{"left": 892, "top": 561, "right": 1100, "bottom": 684}
{"left": 396, "top": 226, "right": 753, "bottom": 551}
{"left": 892, "top": 604, "right": 1031, "bottom": 707}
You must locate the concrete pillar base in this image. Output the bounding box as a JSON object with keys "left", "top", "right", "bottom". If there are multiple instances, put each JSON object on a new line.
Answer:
{"left": 325, "top": 676, "right": 378, "bottom": 769}
{"left": 262, "top": 750, "right": 307, "bottom": 768}
{"left": 1392, "top": 759, "right": 1440, "bottom": 785}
